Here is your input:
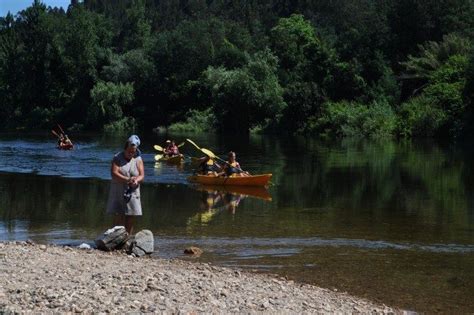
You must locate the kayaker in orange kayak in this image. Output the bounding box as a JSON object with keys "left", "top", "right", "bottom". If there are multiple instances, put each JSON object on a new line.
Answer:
{"left": 221, "top": 151, "right": 250, "bottom": 177}
{"left": 197, "top": 155, "right": 221, "bottom": 176}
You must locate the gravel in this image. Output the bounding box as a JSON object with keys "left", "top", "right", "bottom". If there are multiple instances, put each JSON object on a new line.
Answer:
{"left": 0, "top": 241, "right": 399, "bottom": 313}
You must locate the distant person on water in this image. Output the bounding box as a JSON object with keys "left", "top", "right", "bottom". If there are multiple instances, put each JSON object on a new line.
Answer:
{"left": 164, "top": 140, "right": 179, "bottom": 157}
{"left": 106, "top": 135, "right": 144, "bottom": 234}
{"left": 57, "top": 134, "right": 64, "bottom": 147}
{"left": 63, "top": 135, "right": 73, "bottom": 146}
{"left": 221, "top": 151, "right": 250, "bottom": 177}
{"left": 198, "top": 155, "right": 221, "bottom": 176}
{"left": 53, "top": 127, "right": 73, "bottom": 150}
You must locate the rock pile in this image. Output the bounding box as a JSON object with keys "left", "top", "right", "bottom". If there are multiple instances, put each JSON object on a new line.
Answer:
{"left": 95, "top": 227, "right": 154, "bottom": 257}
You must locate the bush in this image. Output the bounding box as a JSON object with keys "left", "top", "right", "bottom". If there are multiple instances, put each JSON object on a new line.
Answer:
{"left": 103, "top": 117, "right": 137, "bottom": 133}
{"left": 307, "top": 100, "right": 396, "bottom": 138}
{"left": 202, "top": 49, "right": 285, "bottom": 134}
{"left": 397, "top": 96, "right": 446, "bottom": 137}
{"left": 167, "top": 108, "right": 216, "bottom": 133}
{"left": 88, "top": 81, "right": 135, "bottom": 128}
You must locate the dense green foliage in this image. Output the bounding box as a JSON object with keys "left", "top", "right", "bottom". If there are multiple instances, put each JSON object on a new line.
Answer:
{"left": 0, "top": 0, "right": 473, "bottom": 138}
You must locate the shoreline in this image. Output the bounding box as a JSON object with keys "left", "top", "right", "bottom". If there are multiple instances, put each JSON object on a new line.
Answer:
{"left": 0, "top": 241, "right": 398, "bottom": 313}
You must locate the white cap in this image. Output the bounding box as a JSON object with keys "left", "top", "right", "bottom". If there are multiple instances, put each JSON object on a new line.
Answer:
{"left": 127, "top": 135, "right": 140, "bottom": 147}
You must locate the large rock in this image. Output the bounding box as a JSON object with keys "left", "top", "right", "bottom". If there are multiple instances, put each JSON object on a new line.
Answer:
{"left": 184, "top": 246, "right": 203, "bottom": 256}
{"left": 131, "top": 230, "right": 154, "bottom": 257}
{"left": 95, "top": 226, "right": 128, "bottom": 251}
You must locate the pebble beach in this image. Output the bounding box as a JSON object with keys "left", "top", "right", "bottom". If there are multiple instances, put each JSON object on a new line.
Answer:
{"left": 0, "top": 241, "right": 399, "bottom": 313}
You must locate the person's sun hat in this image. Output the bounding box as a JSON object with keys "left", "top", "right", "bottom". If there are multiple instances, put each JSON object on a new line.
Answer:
{"left": 128, "top": 135, "right": 141, "bottom": 147}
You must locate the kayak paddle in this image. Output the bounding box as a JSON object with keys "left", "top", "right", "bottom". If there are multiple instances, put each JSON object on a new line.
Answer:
{"left": 187, "top": 139, "right": 246, "bottom": 173}
{"left": 186, "top": 139, "right": 201, "bottom": 150}
{"left": 57, "top": 124, "right": 66, "bottom": 136}
{"left": 154, "top": 145, "right": 164, "bottom": 152}
{"left": 154, "top": 154, "right": 163, "bottom": 161}
{"left": 51, "top": 130, "right": 61, "bottom": 139}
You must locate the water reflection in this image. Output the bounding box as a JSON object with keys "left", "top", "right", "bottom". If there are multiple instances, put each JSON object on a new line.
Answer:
{"left": 187, "top": 185, "right": 272, "bottom": 227}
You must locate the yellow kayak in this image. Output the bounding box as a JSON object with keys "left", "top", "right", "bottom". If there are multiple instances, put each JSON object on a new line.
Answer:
{"left": 188, "top": 174, "right": 272, "bottom": 186}
{"left": 158, "top": 155, "right": 184, "bottom": 165}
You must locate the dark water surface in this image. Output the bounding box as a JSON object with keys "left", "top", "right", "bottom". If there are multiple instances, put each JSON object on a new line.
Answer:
{"left": 1, "top": 132, "right": 473, "bottom": 313}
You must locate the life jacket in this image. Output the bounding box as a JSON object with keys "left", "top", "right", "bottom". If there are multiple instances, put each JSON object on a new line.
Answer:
{"left": 200, "top": 159, "right": 217, "bottom": 173}
{"left": 225, "top": 161, "right": 241, "bottom": 176}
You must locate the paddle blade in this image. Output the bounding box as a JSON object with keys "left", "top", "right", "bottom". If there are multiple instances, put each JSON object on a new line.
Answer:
{"left": 201, "top": 148, "right": 216, "bottom": 159}
{"left": 154, "top": 145, "right": 163, "bottom": 152}
{"left": 154, "top": 154, "right": 163, "bottom": 161}
{"left": 186, "top": 139, "right": 201, "bottom": 150}
{"left": 177, "top": 142, "right": 185, "bottom": 148}
{"left": 51, "top": 130, "right": 60, "bottom": 138}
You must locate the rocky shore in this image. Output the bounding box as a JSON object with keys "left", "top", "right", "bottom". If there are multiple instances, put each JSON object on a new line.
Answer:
{"left": 0, "top": 241, "right": 398, "bottom": 313}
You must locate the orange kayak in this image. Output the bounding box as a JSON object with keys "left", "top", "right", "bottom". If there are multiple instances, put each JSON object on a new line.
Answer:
{"left": 188, "top": 174, "right": 272, "bottom": 186}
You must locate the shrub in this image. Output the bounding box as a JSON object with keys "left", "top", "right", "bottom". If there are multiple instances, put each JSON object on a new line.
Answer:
{"left": 397, "top": 96, "right": 446, "bottom": 137}
{"left": 88, "top": 81, "right": 135, "bottom": 128}
{"left": 167, "top": 108, "right": 216, "bottom": 133}
{"left": 307, "top": 100, "right": 396, "bottom": 138}
{"left": 103, "top": 117, "right": 137, "bottom": 133}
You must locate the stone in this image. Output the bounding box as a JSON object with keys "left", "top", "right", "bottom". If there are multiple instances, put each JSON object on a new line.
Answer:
{"left": 78, "top": 243, "right": 91, "bottom": 250}
{"left": 132, "top": 246, "right": 146, "bottom": 257}
{"left": 39, "top": 245, "right": 47, "bottom": 251}
{"left": 123, "top": 235, "right": 136, "bottom": 254}
{"left": 131, "top": 230, "right": 154, "bottom": 256}
{"left": 95, "top": 226, "right": 128, "bottom": 251}
{"left": 184, "top": 246, "right": 203, "bottom": 256}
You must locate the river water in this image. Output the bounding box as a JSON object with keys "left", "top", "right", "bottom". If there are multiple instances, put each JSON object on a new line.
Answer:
{"left": 0, "top": 132, "right": 473, "bottom": 312}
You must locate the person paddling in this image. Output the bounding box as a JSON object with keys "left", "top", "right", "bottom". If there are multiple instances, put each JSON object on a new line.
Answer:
{"left": 164, "top": 140, "right": 180, "bottom": 157}
{"left": 52, "top": 126, "right": 73, "bottom": 150}
{"left": 221, "top": 151, "right": 250, "bottom": 177}
{"left": 197, "top": 155, "right": 221, "bottom": 176}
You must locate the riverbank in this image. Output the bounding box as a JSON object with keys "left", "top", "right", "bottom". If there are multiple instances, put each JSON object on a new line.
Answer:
{"left": 0, "top": 242, "right": 398, "bottom": 313}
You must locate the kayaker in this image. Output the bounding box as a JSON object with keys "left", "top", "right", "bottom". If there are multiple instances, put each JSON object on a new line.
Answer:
{"left": 106, "top": 134, "right": 145, "bottom": 234}
{"left": 221, "top": 151, "right": 250, "bottom": 177}
{"left": 198, "top": 155, "right": 221, "bottom": 176}
{"left": 56, "top": 133, "right": 65, "bottom": 147}
{"left": 164, "top": 140, "right": 180, "bottom": 157}
{"left": 62, "top": 134, "right": 73, "bottom": 148}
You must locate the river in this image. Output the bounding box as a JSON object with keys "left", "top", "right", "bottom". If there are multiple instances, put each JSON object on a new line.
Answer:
{"left": 0, "top": 132, "right": 473, "bottom": 312}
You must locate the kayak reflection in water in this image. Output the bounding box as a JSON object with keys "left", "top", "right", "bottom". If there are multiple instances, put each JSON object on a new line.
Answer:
{"left": 222, "top": 192, "right": 242, "bottom": 214}
{"left": 188, "top": 190, "right": 244, "bottom": 226}
{"left": 199, "top": 190, "right": 222, "bottom": 211}
{"left": 220, "top": 151, "right": 250, "bottom": 177}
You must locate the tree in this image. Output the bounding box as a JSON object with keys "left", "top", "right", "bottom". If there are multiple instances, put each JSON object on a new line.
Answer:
{"left": 203, "top": 49, "right": 286, "bottom": 134}
{"left": 88, "top": 81, "right": 134, "bottom": 128}
{"left": 120, "top": 0, "right": 151, "bottom": 51}
{"left": 0, "top": 13, "right": 21, "bottom": 128}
